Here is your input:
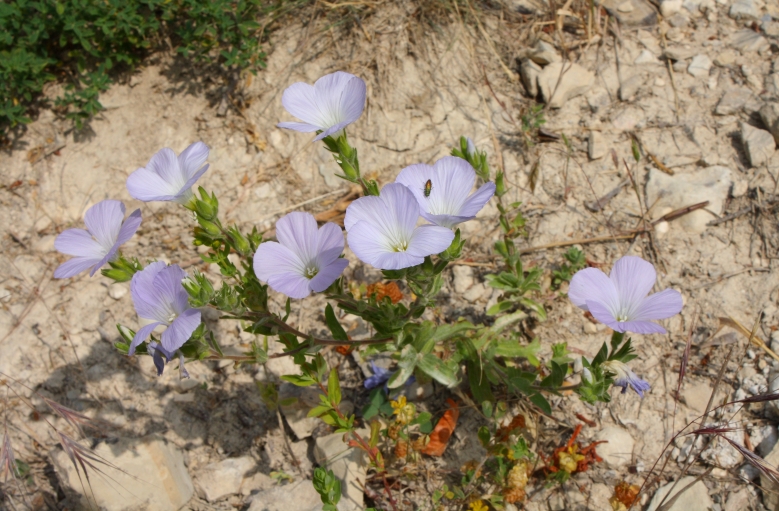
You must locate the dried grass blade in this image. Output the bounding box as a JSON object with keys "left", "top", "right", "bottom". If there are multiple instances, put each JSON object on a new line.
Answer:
{"left": 720, "top": 434, "right": 779, "bottom": 486}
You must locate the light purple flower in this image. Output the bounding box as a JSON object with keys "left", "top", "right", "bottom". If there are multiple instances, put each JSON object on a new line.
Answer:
{"left": 364, "top": 362, "right": 392, "bottom": 389}
{"left": 129, "top": 262, "right": 201, "bottom": 357}
{"left": 602, "top": 360, "right": 651, "bottom": 397}
{"left": 277, "top": 71, "right": 366, "bottom": 141}
{"left": 395, "top": 156, "right": 496, "bottom": 229}
{"left": 344, "top": 183, "right": 455, "bottom": 270}
{"left": 568, "top": 256, "right": 683, "bottom": 334}
{"left": 126, "top": 142, "right": 209, "bottom": 204}
{"left": 465, "top": 137, "right": 477, "bottom": 158}
{"left": 148, "top": 341, "right": 190, "bottom": 378}
{"left": 54, "top": 200, "right": 141, "bottom": 279}
{"left": 254, "top": 212, "right": 349, "bottom": 299}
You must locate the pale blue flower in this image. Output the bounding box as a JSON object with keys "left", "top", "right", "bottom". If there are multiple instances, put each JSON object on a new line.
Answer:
{"left": 126, "top": 142, "right": 209, "bottom": 204}
{"left": 569, "top": 256, "right": 683, "bottom": 334}
{"left": 254, "top": 212, "right": 348, "bottom": 299}
{"left": 602, "top": 360, "right": 651, "bottom": 397}
{"left": 54, "top": 200, "right": 141, "bottom": 279}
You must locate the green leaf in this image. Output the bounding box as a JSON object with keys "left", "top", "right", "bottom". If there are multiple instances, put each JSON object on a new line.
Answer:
{"left": 417, "top": 354, "right": 457, "bottom": 387}
{"left": 490, "top": 310, "right": 528, "bottom": 333}
{"left": 281, "top": 374, "right": 316, "bottom": 387}
{"left": 529, "top": 392, "right": 551, "bottom": 415}
{"left": 327, "top": 367, "right": 341, "bottom": 406}
{"left": 486, "top": 300, "right": 514, "bottom": 316}
{"left": 466, "top": 360, "right": 494, "bottom": 403}
{"left": 494, "top": 337, "right": 541, "bottom": 366}
{"left": 478, "top": 426, "right": 491, "bottom": 447}
{"left": 482, "top": 400, "right": 493, "bottom": 418}
{"left": 387, "top": 345, "right": 418, "bottom": 389}
{"left": 324, "top": 303, "right": 348, "bottom": 342}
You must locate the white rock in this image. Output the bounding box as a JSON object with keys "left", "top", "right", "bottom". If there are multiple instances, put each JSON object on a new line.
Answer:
{"left": 593, "top": 427, "right": 635, "bottom": 468}
{"left": 724, "top": 489, "right": 751, "bottom": 511}
{"left": 528, "top": 41, "right": 561, "bottom": 65}
{"left": 664, "top": 46, "right": 695, "bottom": 61}
{"left": 714, "top": 50, "right": 737, "bottom": 67}
{"left": 682, "top": 382, "right": 714, "bottom": 413}
{"left": 107, "top": 283, "right": 128, "bottom": 300}
{"left": 645, "top": 166, "right": 731, "bottom": 233}
{"left": 277, "top": 383, "right": 323, "bottom": 440}
{"left": 618, "top": 0, "right": 635, "bottom": 12}
{"left": 700, "top": 427, "right": 742, "bottom": 468}
{"left": 588, "top": 131, "right": 607, "bottom": 160}
{"left": 714, "top": 88, "right": 754, "bottom": 115}
{"left": 741, "top": 123, "right": 776, "bottom": 167}
{"left": 688, "top": 55, "right": 712, "bottom": 77}
{"left": 661, "top": 0, "right": 683, "bottom": 16}
{"left": 452, "top": 265, "right": 474, "bottom": 294}
{"left": 647, "top": 476, "right": 713, "bottom": 511}
{"left": 247, "top": 479, "right": 323, "bottom": 511}
{"left": 32, "top": 235, "right": 56, "bottom": 253}
{"left": 634, "top": 49, "right": 659, "bottom": 64}
{"left": 611, "top": 106, "right": 645, "bottom": 131}
{"left": 729, "top": 0, "right": 760, "bottom": 19}
{"left": 314, "top": 432, "right": 367, "bottom": 511}
{"left": 50, "top": 434, "right": 193, "bottom": 511}
{"left": 538, "top": 62, "right": 594, "bottom": 108}
{"left": 759, "top": 102, "right": 779, "bottom": 145}
{"left": 619, "top": 74, "right": 645, "bottom": 100}
{"left": 731, "top": 29, "right": 770, "bottom": 52}
{"left": 195, "top": 456, "right": 255, "bottom": 502}
{"left": 463, "top": 282, "right": 488, "bottom": 303}
{"left": 519, "top": 58, "right": 542, "bottom": 98}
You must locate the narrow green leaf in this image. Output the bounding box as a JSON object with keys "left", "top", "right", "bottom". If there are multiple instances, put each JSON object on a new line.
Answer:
{"left": 417, "top": 354, "right": 457, "bottom": 387}
{"left": 324, "top": 303, "right": 348, "bottom": 342}
{"left": 327, "top": 367, "right": 341, "bottom": 406}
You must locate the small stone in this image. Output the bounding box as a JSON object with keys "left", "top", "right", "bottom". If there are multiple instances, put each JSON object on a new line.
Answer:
{"left": 688, "top": 55, "right": 712, "bottom": 77}
{"left": 634, "top": 49, "right": 659, "bottom": 64}
{"left": 319, "top": 164, "right": 342, "bottom": 189}
{"left": 601, "top": 0, "right": 658, "bottom": 25}
{"left": 239, "top": 472, "right": 275, "bottom": 496}
{"left": 619, "top": 74, "right": 645, "bottom": 100}
{"left": 538, "top": 62, "right": 594, "bottom": 108}
{"left": 715, "top": 88, "right": 754, "bottom": 115}
{"left": 463, "top": 283, "right": 488, "bottom": 303}
{"left": 661, "top": 0, "right": 683, "bottom": 15}
{"left": 741, "top": 123, "right": 776, "bottom": 167}
{"left": 314, "top": 432, "right": 367, "bottom": 511}
{"left": 611, "top": 106, "right": 645, "bottom": 131}
{"left": 278, "top": 383, "right": 323, "bottom": 439}
{"left": 195, "top": 456, "right": 255, "bottom": 502}
{"left": 664, "top": 46, "right": 695, "bottom": 61}
{"left": 672, "top": 60, "right": 688, "bottom": 73}
{"left": 528, "top": 41, "right": 560, "bottom": 66}
{"left": 108, "top": 283, "right": 128, "bottom": 300}
{"left": 759, "top": 102, "right": 779, "bottom": 145}
{"left": 50, "top": 434, "right": 193, "bottom": 511}
{"left": 724, "top": 489, "right": 750, "bottom": 511}
{"left": 645, "top": 166, "right": 732, "bottom": 233}
{"left": 32, "top": 234, "right": 56, "bottom": 253}
{"left": 519, "top": 58, "right": 542, "bottom": 98}
{"left": 647, "top": 476, "right": 713, "bottom": 511}
{"left": 731, "top": 29, "right": 770, "bottom": 52}
{"left": 593, "top": 427, "right": 635, "bottom": 468}
{"left": 766, "top": 73, "right": 779, "bottom": 95}
{"left": 247, "top": 479, "right": 322, "bottom": 511}
{"left": 729, "top": 0, "right": 760, "bottom": 19}
{"left": 452, "top": 265, "right": 474, "bottom": 294}
{"left": 588, "top": 131, "right": 608, "bottom": 160}
{"left": 714, "top": 50, "right": 737, "bottom": 67}
{"left": 618, "top": 0, "right": 634, "bottom": 12}
{"left": 668, "top": 13, "right": 689, "bottom": 26}
{"left": 682, "top": 382, "right": 715, "bottom": 413}
{"left": 586, "top": 88, "right": 611, "bottom": 112}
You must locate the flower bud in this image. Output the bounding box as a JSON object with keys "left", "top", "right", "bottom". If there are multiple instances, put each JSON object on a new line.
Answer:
{"left": 197, "top": 217, "right": 221, "bottom": 237}
{"left": 195, "top": 199, "right": 216, "bottom": 220}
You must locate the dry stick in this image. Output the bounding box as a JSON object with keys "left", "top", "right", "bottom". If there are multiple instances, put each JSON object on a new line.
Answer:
{"left": 659, "top": 32, "right": 681, "bottom": 119}
{"left": 276, "top": 408, "right": 305, "bottom": 478}
{"left": 585, "top": 178, "right": 629, "bottom": 211}
{"left": 688, "top": 266, "right": 770, "bottom": 290}
{"left": 630, "top": 131, "right": 674, "bottom": 176}
{"left": 707, "top": 196, "right": 779, "bottom": 226}
{"left": 719, "top": 316, "right": 779, "bottom": 362}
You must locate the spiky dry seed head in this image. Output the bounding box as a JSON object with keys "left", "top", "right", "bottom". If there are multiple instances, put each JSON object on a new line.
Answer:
{"left": 502, "top": 486, "right": 526, "bottom": 504}
{"left": 507, "top": 461, "right": 529, "bottom": 490}
{"left": 394, "top": 440, "right": 408, "bottom": 458}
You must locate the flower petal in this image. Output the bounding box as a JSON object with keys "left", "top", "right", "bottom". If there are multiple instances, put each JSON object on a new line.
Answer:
{"left": 253, "top": 241, "right": 305, "bottom": 283}
{"left": 84, "top": 200, "right": 125, "bottom": 251}
{"left": 395, "top": 163, "right": 434, "bottom": 209}
{"left": 313, "top": 72, "right": 365, "bottom": 127}
{"left": 610, "top": 256, "right": 657, "bottom": 314}
{"left": 175, "top": 163, "right": 209, "bottom": 201}
{"left": 53, "top": 257, "right": 102, "bottom": 279}
{"left": 116, "top": 209, "right": 142, "bottom": 247}
{"left": 129, "top": 321, "right": 163, "bottom": 355}
{"left": 458, "top": 181, "right": 496, "bottom": 218}
{"left": 161, "top": 308, "right": 201, "bottom": 353}
{"left": 153, "top": 265, "right": 190, "bottom": 316}
{"left": 614, "top": 320, "right": 667, "bottom": 335}
{"left": 316, "top": 222, "right": 346, "bottom": 266}
{"left": 420, "top": 212, "right": 473, "bottom": 229}
{"left": 313, "top": 120, "right": 352, "bottom": 141}
{"left": 428, "top": 156, "right": 476, "bottom": 215}
{"left": 131, "top": 261, "right": 168, "bottom": 321}
{"left": 54, "top": 229, "right": 105, "bottom": 258}
{"left": 126, "top": 167, "right": 180, "bottom": 202}
{"left": 348, "top": 221, "right": 423, "bottom": 270}
{"left": 275, "top": 212, "right": 319, "bottom": 265}
{"left": 89, "top": 244, "right": 120, "bottom": 277}
{"left": 586, "top": 299, "right": 620, "bottom": 330}
{"left": 569, "top": 267, "right": 619, "bottom": 313}
{"left": 633, "top": 288, "right": 683, "bottom": 321}
{"left": 277, "top": 121, "right": 320, "bottom": 132}
{"left": 309, "top": 258, "right": 348, "bottom": 292}
{"left": 177, "top": 142, "right": 209, "bottom": 180}
{"left": 147, "top": 147, "right": 186, "bottom": 190}
{"left": 267, "top": 272, "right": 313, "bottom": 299}
{"left": 281, "top": 82, "right": 323, "bottom": 127}
{"left": 406, "top": 225, "right": 455, "bottom": 257}
{"left": 344, "top": 195, "right": 384, "bottom": 231}
{"left": 334, "top": 73, "right": 366, "bottom": 125}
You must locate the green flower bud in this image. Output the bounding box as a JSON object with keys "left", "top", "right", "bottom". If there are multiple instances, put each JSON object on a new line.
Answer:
{"left": 197, "top": 217, "right": 221, "bottom": 237}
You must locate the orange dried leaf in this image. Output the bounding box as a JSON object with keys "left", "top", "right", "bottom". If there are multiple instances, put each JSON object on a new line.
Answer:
{"left": 421, "top": 398, "right": 459, "bottom": 456}
{"left": 367, "top": 282, "right": 403, "bottom": 304}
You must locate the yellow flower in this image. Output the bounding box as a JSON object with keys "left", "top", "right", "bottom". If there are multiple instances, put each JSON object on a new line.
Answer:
{"left": 469, "top": 500, "right": 489, "bottom": 511}
{"left": 558, "top": 444, "right": 585, "bottom": 473}
{"left": 391, "top": 395, "right": 416, "bottom": 425}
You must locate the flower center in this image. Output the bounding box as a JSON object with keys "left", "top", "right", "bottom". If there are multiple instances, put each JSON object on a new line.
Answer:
{"left": 392, "top": 240, "right": 409, "bottom": 252}
{"left": 305, "top": 266, "right": 319, "bottom": 279}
